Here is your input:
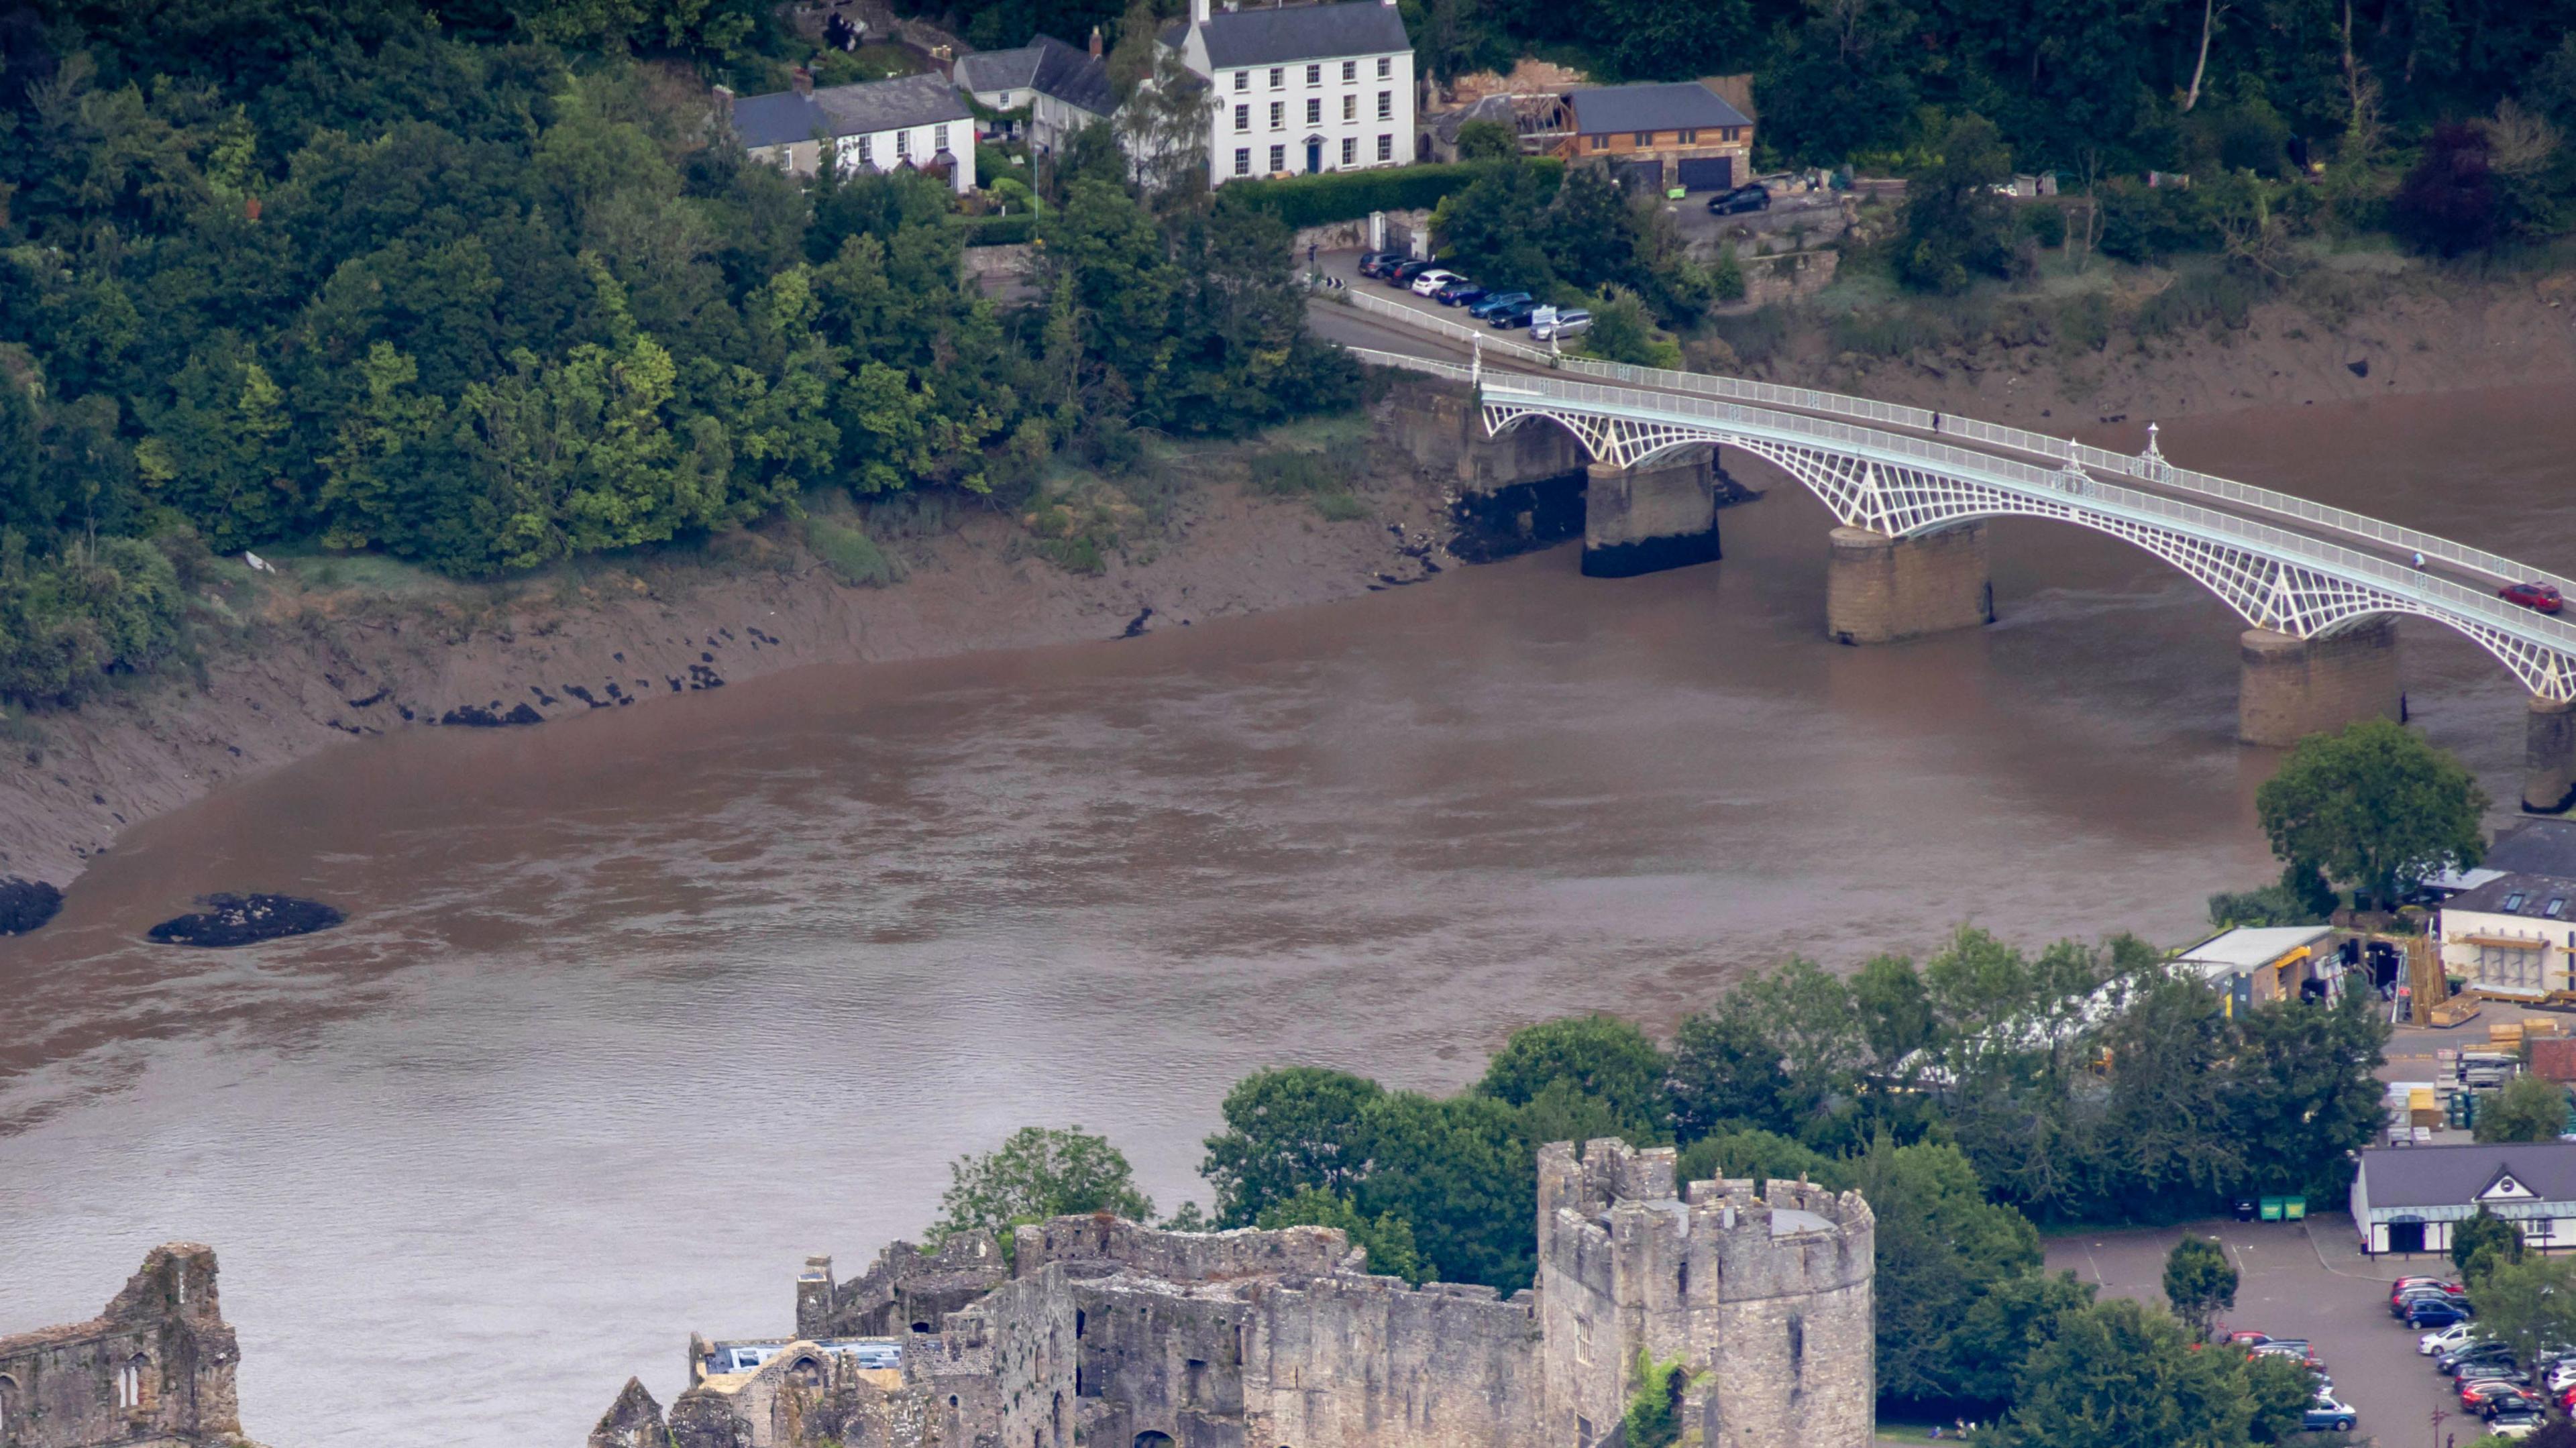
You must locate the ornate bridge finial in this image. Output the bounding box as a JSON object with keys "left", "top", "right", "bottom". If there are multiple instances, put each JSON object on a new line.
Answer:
{"left": 2143, "top": 421, "right": 2164, "bottom": 465}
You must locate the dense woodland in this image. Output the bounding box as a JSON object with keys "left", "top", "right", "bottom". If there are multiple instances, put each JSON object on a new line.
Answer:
{"left": 7, "top": 0, "right": 2576, "bottom": 709}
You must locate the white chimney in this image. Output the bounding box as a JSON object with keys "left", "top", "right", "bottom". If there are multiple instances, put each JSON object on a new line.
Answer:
{"left": 1191, "top": 0, "right": 1210, "bottom": 25}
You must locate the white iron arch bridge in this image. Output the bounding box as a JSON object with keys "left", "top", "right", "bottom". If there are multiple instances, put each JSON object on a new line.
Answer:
{"left": 1350, "top": 345, "right": 2576, "bottom": 702}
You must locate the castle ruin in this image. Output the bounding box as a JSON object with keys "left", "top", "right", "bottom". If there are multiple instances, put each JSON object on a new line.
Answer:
{"left": 592, "top": 1138, "right": 1874, "bottom": 1448}
{"left": 0, "top": 1243, "right": 253, "bottom": 1448}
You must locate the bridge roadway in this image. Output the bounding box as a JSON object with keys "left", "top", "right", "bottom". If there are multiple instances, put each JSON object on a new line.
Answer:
{"left": 1307, "top": 274, "right": 2576, "bottom": 712}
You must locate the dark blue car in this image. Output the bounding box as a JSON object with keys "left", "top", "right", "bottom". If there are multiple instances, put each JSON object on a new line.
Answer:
{"left": 2412, "top": 1300, "right": 2475, "bottom": 1329}
{"left": 1469, "top": 291, "right": 1533, "bottom": 319}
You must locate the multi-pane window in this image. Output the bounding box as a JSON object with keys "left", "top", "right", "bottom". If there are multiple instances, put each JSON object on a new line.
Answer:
{"left": 1377, "top": 56, "right": 1392, "bottom": 77}
{"left": 855, "top": 135, "right": 873, "bottom": 164}
{"left": 1306, "top": 97, "right": 1321, "bottom": 124}
{"left": 1269, "top": 66, "right": 1283, "bottom": 87}
{"left": 1269, "top": 101, "right": 1283, "bottom": 128}
{"left": 896, "top": 129, "right": 911, "bottom": 157}
{"left": 1376, "top": 91, "right": 1391, "bottom": 119}
{"left": 1341, "top": 136, "right": 1356, "bottom": 164}
{"left": 1269, "top": 144, "right": 1285, "bottom": 172}
{"left": 1588, "top": 134, "right": 1608, "bottom": 150}
{"left": 1234, "top": 70, "right": 1248, "bottom": 91}
{"left": 1634, "top": 131, "right": 1651, "bottom": 146}
{"left": 1235, "top": 104, "right": 1250, "bottom": 131}
{"left": 1342, "top": 60, "right": 1357, "bottom": 80}
{"left": 1342, "top": 94, "right": 1356, "bottom": 121}
{"left": 1377, "top": 133, "right": 1392, "bottom": 160}
{"left": 935, "top": 124, "right": 950, "bottom": 152}
{"left": 1678, "top": 129, "right": 1697, "bottom": 144}
{"left": 1305, "top": 64, "right": 1321, "bottom": 84}
{"left": 1234, "top": 148, "right": 1251, "bottom": 175}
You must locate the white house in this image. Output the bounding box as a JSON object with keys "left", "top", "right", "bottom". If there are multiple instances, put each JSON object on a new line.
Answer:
{"left": 726, "top": 71, "right": 978, "bottom": 194}
{"left": 2437, "top": 819, "right": 2576, "bottom": 1000}
{"left": 953, "top": 32, "right": 1116, "bottom": 155}
{"left": 1159, "top": 0, "right": 1415, "bottom": 186}
{"left": 2353, "top": 1141, "right": 2576, "bottom": 1254}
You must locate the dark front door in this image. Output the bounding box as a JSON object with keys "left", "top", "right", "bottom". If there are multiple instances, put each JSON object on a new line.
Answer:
{"left": 2387, "top": 1218, "right": 2426, "bottom": 1254}
{"left": 1307, "top": 140, "right": 1322, "bottom": 172}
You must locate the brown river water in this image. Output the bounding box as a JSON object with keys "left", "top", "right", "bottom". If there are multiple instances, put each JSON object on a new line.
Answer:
{"left": 4, "top": 385, "right": 2573, "bottom": 1447}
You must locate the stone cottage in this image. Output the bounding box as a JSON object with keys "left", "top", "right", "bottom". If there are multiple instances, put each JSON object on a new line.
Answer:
{"left": 590, "top": 1137, "right": 1875, "bottom": 1448}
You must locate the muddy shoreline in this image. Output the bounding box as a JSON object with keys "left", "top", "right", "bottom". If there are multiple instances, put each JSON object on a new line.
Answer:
{"left": 8, "top": 274, "right": 2576, "bottom": 897}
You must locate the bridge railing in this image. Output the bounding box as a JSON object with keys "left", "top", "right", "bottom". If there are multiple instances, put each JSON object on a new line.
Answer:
{"left": 1330, "top": 290, "right": 2576, "bottom": 602}
{"left": 1476, "top": 371, "right": 2576, "bottom": 667}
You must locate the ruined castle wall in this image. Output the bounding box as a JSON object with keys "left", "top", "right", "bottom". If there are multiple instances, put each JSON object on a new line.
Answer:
{"left": 1250, "top": 1277, "right": 1540, "bottom": 1448}
{"left": 805, "top": 1238, "right": 1007, "bottom": 1340}
{"left": 0, "top": 1244, "right": 239, "bottom": 1448}
{"left": 973, "top": 1271, "right": 1083, "bottom": 1448}
{"left": 1013, "top": 1220, "right": 1349, "bottom": 1284}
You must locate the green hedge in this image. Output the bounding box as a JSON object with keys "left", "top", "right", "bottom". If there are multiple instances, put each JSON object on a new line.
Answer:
{"left": 1221, "top": 159, "right": 1565, "bottom": 230}
{"left": 961, "top": 213, "right": 1038, "bottom": 247}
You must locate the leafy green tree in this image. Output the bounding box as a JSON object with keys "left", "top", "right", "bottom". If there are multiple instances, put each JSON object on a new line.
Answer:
{"left": 934, "top": 1125, "right": 1155, "bottom": 1242}
{"left": 1998, "top": 1297, "right": 2255, "bottom": 1448}
{"left": 1200, "top": 1066, "right": 1384, "bottom": 1226}
{"left": 1255, "top": 1186, "right": 1424, "bottom": 1282}
{"left": 1454, "top": 119, "right": 1519, "bottom": 161}
{"left": 1851, "top": 954, "right": 1937, "bottom": 1070}
{"left": 2243, "top": 1353, "right": 2322, "bottom": 1443}
{"left": 2471, "top": 1252, "right": 2576, "bottom": 1368}
{"left": 1856, "top": 1135, "right": 2045, "bottom": 1404}
{"left": 2226, "top": 989, "right": 2389, "bottom": 1199}
{"left": 1946, "top": 1269, "right": 2097, "bottom": 1408}
{"left": 1477, "top": 1014, "right": 1669, "bottom": 1138}
{"left": 2476, "top": 1075, "right": 2570, "bottom": 1144}
{"left": 1896, "top": 115, "right": 2017, "bottom": 294}
{"left": 2453, "top": 1207, "right": 2525, "bottom": 1282}
{"left": 1579, "top": 288, "right": 1682, "bottom": 368}
{"left": 1675, "top": 1128, "right": 1845, "bottom": 1192}
{"left": 1666, "top": 1002, "right": 1790, "bottom": 1140}
{"left": 2255, "top": 719, "right": 2487, "bottom": 911}
{"left": 2161, "top": 1236, "right": 2238, "bottom": 1341}
{"left": 1352, "top": 1090, "right": 1536, "bottom": 1290}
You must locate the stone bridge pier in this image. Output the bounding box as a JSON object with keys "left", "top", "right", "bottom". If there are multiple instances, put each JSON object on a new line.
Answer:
{"left": 2526, "top": 696, "right": 2576, "bottom": 813}
{"left": 2235, "top": 620, "right": 2400, "bottom": 747}
{"left": 1581, "top": 449, "right": 1723, "bottom": 578}
{"left": 1824, "top": 523, "right": 1993, "bottom": 645}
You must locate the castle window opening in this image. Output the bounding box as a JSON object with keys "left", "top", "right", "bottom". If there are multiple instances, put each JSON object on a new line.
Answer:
{"left": 1576, "top": 1414, "right": 1595, "bottom": 1447}
{"left": 1075, "top": 1309, "right": 1086, "bottom": 1339}
{"left": 950, "top": 1396, "right": 961, "bottom": 1408}
{"left": 912, "top": 1321, "right": 933, "bottom": 1333}
{"left": 116, "top": 1354, "right": 152, "bottom": 1410}
{"left": 1787, "top": 1316, "right": 1805, "bottom": 1380}
{"left": 1136, "top": 1432, "right": 1177, "bottom": 1448}
{"left": 0, "top": 1374, "right": 15, "bottom": 1434}
{"left": 1676, "top": 1259, "right": 1688, "bottom": 1300}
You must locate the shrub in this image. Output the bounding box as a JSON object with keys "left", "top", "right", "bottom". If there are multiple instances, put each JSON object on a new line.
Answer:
{"left": 961, "top": 213, "right": 1038, "bottom": 247}
{"left": 1248, "top": 441, "right": 1370, "bottom": 520}
{"left": 803, "top": 516, "right": 900, "bottom": 587}
{"left": 1222, "top": 160, "right": 1565, "bottom": 230}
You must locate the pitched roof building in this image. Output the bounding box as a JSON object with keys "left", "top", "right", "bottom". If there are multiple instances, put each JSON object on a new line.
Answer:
{"left": 725, "top": 71, "right": 979, "bottom": 193}
{"left": 953, "top": 33, "right": 1116, "bottom": 154}
{"left": 1161, "top": 0, "right": 1415, "bottom": 186}
{"left": 1545, "top": 80, "right": 1756, "bottom": 194}
{"left": 2352, "top": 1141, "right": 2576, "bottom": 1254}
{"left": 2437, "top": 818, "right": 2576, "bottom": 1001}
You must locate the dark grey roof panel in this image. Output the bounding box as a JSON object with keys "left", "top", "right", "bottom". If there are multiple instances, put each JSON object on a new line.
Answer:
{"left": 1029, "top": 35, "right": 1117, "bottom": 116}
{"left": 1196, "top": 1, "right": 1411, "bottom": 69}
{"left": 2359, "top": 1142, "right": 2576, "bottom": 1210}
{"left": 955, "top": 48, "right": 1044, "bottom": 94}
{"left": 1564, "top": 82, "right": 1751, "bottom": 135}
{"left": 2489, "top": 820, "right": 2576, "bottom": 881}
{"left": 734, "top": 91, "right": 828, "bottom": 150}
{"left": 815, "top": 72, "right": 975, "bottom": 134}
{"left": 2448, "top": 870, "right": 2576, "bottom": 917}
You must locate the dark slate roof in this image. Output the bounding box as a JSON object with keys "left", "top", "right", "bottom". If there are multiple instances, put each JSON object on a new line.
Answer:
{"left": 2448, "top": 871, "right": 2576, "bottom": 920}
{"left": 2489, "top": 819, "right": 2576, "bottom": 880}
{"left": 1564, "top": 81, "right": 1752, "bottom": 136}
{"left": 733, "top": 90, "right": 829, "bottom": 149}
{"left": 2360, "top": 1142, "right": 2576, "bottom": 1210}
{"left": 816, "top": 72, "right": 974, "bottom": 134}
{"left": 955, "top": 36, "right": 1114, "bottom": 115}
{"left": 1190, "top": 1, "right": 1411, "bottom": 69}
{"left": 733, "top": 72, "right": 971, "bottom": 149}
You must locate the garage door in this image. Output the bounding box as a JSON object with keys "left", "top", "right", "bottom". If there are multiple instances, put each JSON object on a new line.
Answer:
{"left": 1676, "top": 156, "right": 1735, "bottom": 192}
{"left": 1615, "top": 158, "right": 1664, "bottom": 192}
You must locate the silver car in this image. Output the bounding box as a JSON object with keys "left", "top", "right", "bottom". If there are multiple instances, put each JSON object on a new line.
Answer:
{"left": 1531, "top": 307, "right": 1592, "bottom": 343}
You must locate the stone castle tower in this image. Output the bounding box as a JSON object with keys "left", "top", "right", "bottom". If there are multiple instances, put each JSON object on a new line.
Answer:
{"left": 1538, "top": 1138, "right": 1875, "bottom": 1448}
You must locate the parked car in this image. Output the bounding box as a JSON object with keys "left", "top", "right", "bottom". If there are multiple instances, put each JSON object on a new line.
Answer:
{"left": 1487, "top": 300, "right": 1539, "bottom": 329}
{"left": 2491, "top": 1399, "right": 2549, "bottom": 1435}
{"left": 1356, "top": 250, "right": 1405, "bottom": 279}
{"left": 1468, "top": 290, "right": 1532, "bottom": 319}
{"left": 2422, "top": 1323, "right": 2476, "bottom": 1355}
{"left": 2304, "top": 1398, "right": 2358, "bottom": 1433}
{"left": 1408, "top": 268, "right": 1462, "bottom": 296}
{"left": 1434, "top": 280, "right": 1487, "bottom": 307}
{"left": 2253, "top": 1343, "right": 2323, "bottom": 1369}
{"left": 2483, "top": 1388, "right": 2550, "bottom": 1419}
{"left": 1707, "top": 184, "right": 1771, "bottom": 215}
{"left": 1387, "top": 260, "right": 1436, "bottom": 288}
{"left": 2457, "top": 1361, "right": 2527, "bottom": 1386}
{"left": 2412, "top": 1300, "right": 2477, "bottom": 1328}
{"left": 2443, "top": 1343, "right": 2516, "bottom": 1374}
{"left": 2394, "top": 1276, "right": 2469, "bottom": 1300}
{"left": 2502, "top": 581, "right": 2565, "bottom": 614}
{"left": 2399, "top": 1287, "right": 2470, "bottom": 1317}
{"left": 1530, "top": 307, "right": 1593, "bottom": 343}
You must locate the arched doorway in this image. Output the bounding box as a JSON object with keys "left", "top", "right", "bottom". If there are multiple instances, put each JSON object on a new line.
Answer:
{"left": 1136, "top": 1431, "right": 1177, "bottom": 1448}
